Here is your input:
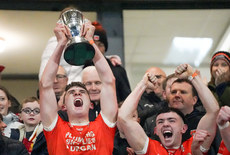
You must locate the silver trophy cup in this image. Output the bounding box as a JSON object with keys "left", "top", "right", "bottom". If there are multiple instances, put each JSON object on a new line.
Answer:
{"left": 60, "top": 9, "right": 95, "bottom": 66}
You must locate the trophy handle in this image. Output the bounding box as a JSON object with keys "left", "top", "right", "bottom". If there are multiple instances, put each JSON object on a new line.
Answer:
{"left": 57, "top": 18, "right": 64, "bottom": 24}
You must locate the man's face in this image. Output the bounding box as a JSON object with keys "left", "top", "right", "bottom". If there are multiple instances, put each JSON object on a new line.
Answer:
{"left": 0, "top": 89, "right": 11, "bottom": 116}
{"left": 168, "top": 82, "right": 197, "bottom": 115}
{"left": 65, "top": 86, "right": 91, "bottom": 117}
{"left": 53, "top": 66, "right": 68, "bottom": 96}
{"left": 82, "top": 67, "right": 102, "bottom": 103}
{"left": 154, "top": 112, "right": 187, "bottom": 148}
{"left": 20, "top": 101, "right": 41, "bottom": 127}
{"left": 95, "top": 41, "right": 105, "bottom": 55}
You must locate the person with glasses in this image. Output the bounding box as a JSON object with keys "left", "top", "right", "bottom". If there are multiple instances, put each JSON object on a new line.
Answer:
{"left": 81, "top": 66, "right": 103, "bottom": 121}
{"left": 40, "top": 18, "right": 117, "bottom": 154}
{"left": 10, "top": 96, "right": 48, "bottom": 155}
{"left": 53, "top": 65, "right": 68, "bottom": 102}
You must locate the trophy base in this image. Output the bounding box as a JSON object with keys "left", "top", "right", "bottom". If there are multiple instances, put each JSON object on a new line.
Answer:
{"left": 64, "top": 42, "right": 95, "bottom": 66}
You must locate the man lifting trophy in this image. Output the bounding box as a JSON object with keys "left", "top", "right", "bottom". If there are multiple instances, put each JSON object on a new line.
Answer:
{"left": 59, "top": 9, "right": 95, "bottom": 66}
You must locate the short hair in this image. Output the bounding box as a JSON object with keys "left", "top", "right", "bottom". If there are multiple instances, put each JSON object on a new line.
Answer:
{"left": 171, "top": 78, "right": 198, "bottom": 97}
{"left": 156, "top": 107, "right": 187, "bottom": 124}
{"left": 20, "top": 96, "right": 39, "bottom": 110}
{"left": 162, "top": 73, "right": 176, "bottom": 91}
{"left": 65, "top": 82, "right": 89, "bottom": 95}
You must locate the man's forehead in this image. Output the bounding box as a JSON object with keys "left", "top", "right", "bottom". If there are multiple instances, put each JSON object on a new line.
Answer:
{"left": 171, "top": 81, "right": 192, "bottom": 89}
{"left": 167, "top": 77, "right": 177, "bottom": 86}
{"left": 67, "top": 86, "right": 86, "bottom": 91}
{"left": 23, "top": 101, "right": 39, "bottom": 106}
{"left": 57, "top": 66, "right": 66, "bottom": 75}
{"left": 156, "top": 112, "right": 179, "bottom": 120}
{"left": 82, "top": 67, "right": 99, "bottom": 79}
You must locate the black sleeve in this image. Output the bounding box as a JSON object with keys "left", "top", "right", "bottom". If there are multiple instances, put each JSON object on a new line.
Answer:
{"left": 83, "top": 58, "right": 131, "bottom": 103}
{"left": 110, "top": 65, "right": 131, "bottom": 103}
{"left": 2, "top": 136, "right": 29, "bottom": 155}
{"left": 58, "top": 110, "right": 69, "bottom": 121}
{"left": 18, "top": 142, "right": 29, "bottom": 155}
{"left": 10, "top": 129, "right": 20, "bottom": 140}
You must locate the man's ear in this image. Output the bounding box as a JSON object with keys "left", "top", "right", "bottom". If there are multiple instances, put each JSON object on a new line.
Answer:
{"left": 89, "top": 102, "right": 94, "bottom": 109}
{"left": 62, "top": 105, "right": 67, "bottom": 111}
{"left": 181, "top": 124, "right": 188, "bottom": 134}
{"left": 192, "top": 96, "right": 198, "bottom": 106}
{"left": 137, "top": 117, "right": 141, "bottom": 124}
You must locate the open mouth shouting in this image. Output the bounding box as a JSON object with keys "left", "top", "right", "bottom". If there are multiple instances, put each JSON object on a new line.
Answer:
{"left": 162, "top": 129, "right": 173, "bottom": 141}
{"left": 163, "top": 130, "right": 173, "bottom": 139}
{"left": 74, "top": 98, "right": 83, "bottom": 107}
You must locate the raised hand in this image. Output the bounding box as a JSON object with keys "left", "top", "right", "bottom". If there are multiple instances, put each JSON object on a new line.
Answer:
{"left": 192, "top": 130, "right": 210, "bottom": 154}
{"left": 215, "top": 69, "right": 230, "bottom": 86}
{"left": 217, "top": 106, "right": 230, "bottom": 127}
{"left": 141, "top": 72, "right": 158, "bottom": 91}
{"left": 54, "top": 23, "right": 71, "bottom": 44}
{"left": 175, "top": 64, "right": 193, "bottom": 79}
{"left": 109, "top": 55, "right": 122, "bottom": 66}
{"left": 81, "top": 19, "right": 95, "bottom": 42}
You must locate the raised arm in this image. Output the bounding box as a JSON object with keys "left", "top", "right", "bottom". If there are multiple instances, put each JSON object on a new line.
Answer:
{"left": 175, "top": 64, "right": 220, "bottom": 153}
{"left": 118, "top": 73, "right": 155, "bottom": 152}
{"left": 217, "top": 106, "right": 230, "bottom": 151}
{"left": 39, "top": 36, "right": 57, "bottom": 80}
{"left": 82, "top": 21, "right": 117, "bottom": 123}
{"left": 39, "top": 23, "right": 70, "bottom": 128}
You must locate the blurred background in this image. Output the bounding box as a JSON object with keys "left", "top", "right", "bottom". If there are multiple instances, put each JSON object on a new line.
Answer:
{"left": 1, "top": 0, "right": 230, "bottom": 102}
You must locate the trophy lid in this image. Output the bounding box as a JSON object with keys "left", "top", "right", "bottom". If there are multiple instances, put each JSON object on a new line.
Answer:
{"left": 62, "top": 9, "right": 82, "bottom": 14}
{"left": 61, "top": 9, "right": 83, "bottom": 24}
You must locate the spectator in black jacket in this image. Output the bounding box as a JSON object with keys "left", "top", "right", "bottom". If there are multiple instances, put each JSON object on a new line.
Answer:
{"left": 137, "top": 67, "right": 166, "bottom": 127}
{"left": 10, "top": 97, "right": 48, "bottom": 155}
{"left": 118, "top": 64, "right": 219, "bottom": 155}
